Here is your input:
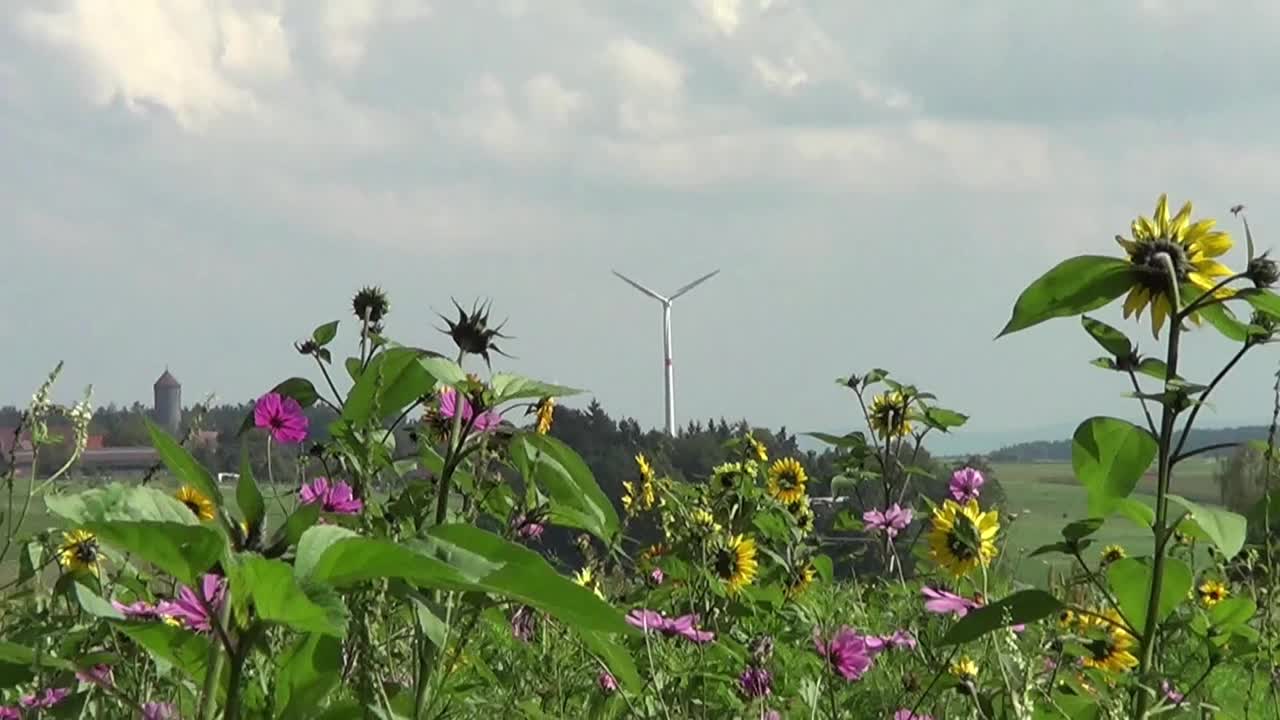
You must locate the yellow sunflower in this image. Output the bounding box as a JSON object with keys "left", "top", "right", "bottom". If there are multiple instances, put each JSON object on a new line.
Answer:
{"left": 621, "top": 479, "right": 658, "bottom": 515}
{"left": 951, "top": 656, "right": 979, "bottom": 681}
{"left": 786, "top": 498, "right": 815, "bottom": 534}
{"left": 690, "top": 507, "right": 722, "bottom": 536}
{"left": 57, "top": 529, "right": 106, "bottom": 575}
{"left": 534, "top": 397, "right": 555, "bottom": 435}
{"left": 573, "top": 566, "right": 605, "bottom": 600}
{"left": 711, "top": 534, "right": 759, "bottom": 594}
{"left": 1116, "top": 194, "right": 1235, "bottom": 339}
{"left": 710, "top": 461, "right": 746, "bottom": 494}
{"left": 745, "top": 433, "right": 768, "bottom": 463}
{"left": 1198, "top": 579, "right": 1229, "bottom": 608}
{"left": 1081, "top": 609, "right": 1138, "bottom": 674}
{"left": 635, "top": 453, "right": 655, "bottom": 483}
{"left": 1100, "top": 544, "right": 1126, "bottom": 565}
{"left": 927, "top": 499, "right": 999, "bottom": 578}
{"left": 175, "top": 486, "right": 216, "bottom": 522}
{"left": 1057, "top": 609, "right": 1077, "bottom": 630}
{"left": 766, "top": 458, "right": 807, "bottom": 504}
{"left": 869, "top": 391, "right": 912, "bottom": 439}
{"left": 786, "top": 560, "right": 817, "bottom": 599}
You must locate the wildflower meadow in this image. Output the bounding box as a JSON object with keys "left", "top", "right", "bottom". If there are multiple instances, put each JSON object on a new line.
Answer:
{"left": 4, "top": 195, "right": 1280, "bottom": 718}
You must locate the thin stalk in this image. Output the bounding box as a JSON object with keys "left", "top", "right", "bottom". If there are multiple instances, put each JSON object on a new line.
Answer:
{"left": 224, "top": 623, "right": 263, "bottom": 720}
{"left": 197, "top": 600, "right": 235, "bottom": 720}
{"left": 1172, "top": 342, "right": 1252, "bottom": 460}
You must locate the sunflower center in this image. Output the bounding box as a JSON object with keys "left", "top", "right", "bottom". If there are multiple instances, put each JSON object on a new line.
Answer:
{"left": 1087, "top": 638, "right": 1115, "bottom": 662}
{"left": 183, "top": 500, "right": 203, "bottom": 516}
{"left": 73, "top": 539, "right": 99, "bottom": 563}
{"left": 715, "top": 548, "right": 739, "bottom": 579}
{"left": 945, "top": 514, "right": 981, "bottom": 561}
{"left": 1132, "top": 238, "right": 1190, "bottom": 288}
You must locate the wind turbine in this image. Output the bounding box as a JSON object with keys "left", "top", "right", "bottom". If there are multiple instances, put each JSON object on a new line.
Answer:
{"left": 612, "top": 269, "right": 720, "bottom": 436}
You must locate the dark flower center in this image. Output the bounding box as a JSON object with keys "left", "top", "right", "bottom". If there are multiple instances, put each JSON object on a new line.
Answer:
{"left": 715, "top": 548, "right": 738, "bottom": 579}
{"left": 183, "top": 500, "right": 203, "bottom": 516}
{"left": 1131, "top": 237, "right": 1191, "bottom": 290}
{"left": 777, "top": 471, "right": 799, "bottom": 489}
{"left": 946, "top": 515, "right": 980, "bottom": 561}
{"left": 1087, "top": 638, "right": 1114, "bottom": 662}
{"left": 74, "top": 539, "right": 99, "bottom": 563}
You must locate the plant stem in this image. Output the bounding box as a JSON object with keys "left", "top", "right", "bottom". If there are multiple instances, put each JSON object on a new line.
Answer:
{"left": 1134, "top": 313, "right": 1183, "bottom": 719}
{"left": 198, "top": 600, "right": 235, "bottom": 720}
{"left": 223, "top": 623, "right": 262, "bottom": 720}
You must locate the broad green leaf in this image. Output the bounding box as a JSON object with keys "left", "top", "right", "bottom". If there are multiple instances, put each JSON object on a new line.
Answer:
{"left": 1062, "top": 517, "right": 1105, "bottom": 542}
{"left": 490, "top": 373, "right": 584, "bottom": 403}
{"left": 426, "top": 524, "right": 629, "bottom": 635}
{"left": 276, "top": 633, "right": 343, "bottom": 720}
{"left": 1091, "top": 357, "right": 1119, "bottom": 371}
{"left": 1107, "top": 556, "right": 1192, "bottom": 632}
{"left": 1188, "top": 283, "right": 1251, "bottom": 342}
{"left": 236, "top": 449, "right": 264, "bottom": 532}
{"left": 941, "top": 590, "right": 1064, "bottom": 645}
{"left": 1081, "top": 316, "right": 1133, "bottom": 358}
{"left": 234, "top": 556, "right": 348, "bottom": 637}
{"left": 115, "top": 623, "right": 213, "bottom": 682}
{"left": 1209, "top": 597, "right": 1256, "bottom": 629}
{"left": 343, "top": 347, "right": 435, "bottom": 424}
{"left": 998, "top": 256, "right": 1136, "bottom": 337}
{"left": 73, "top": 582, "right": 125, "bottom": 620}
{"left": 1167, "top": 495, "right": 1247, "bottom": 559}
{"left": 46, "top": 484, "right": 198, "bottom": 526}
{"left": 1135, "top": 358, "right": 1178, "bottom": 382}
{"left": 1115, "top": 498, "right": 1155, "bottom": 528}
{"left": 344, "top": 358, "right": 361, "bottom": 384}
{"left": 922, "top": 407, "right": 968, "bottom": 431}
{"left": 802, "top": 432, "right": 868, "bottom": 451}
{"left": 419, "top": 356, "right": 467, "bottom": 386}
{"left": 312, "top": 321, "right": 340, "bottom": 347}
{"left": 83, "top": 521, "right": 224, "bottom": 586}
{"left": 1239, "top": 288, "right": 1280, "bottom": 320}
{"left": 306, "top": 537, "right": 470, "bottom": 589}
{"left": 1029, "top": 542, "right": 1079, "bottom": 558}
{"left": 295, "top": 525, "right": 360, "bottom": 579}
{"left": 1071, "top": 417, "right": 1157, "bottom": 515}
{"left": 146, "top": 419, "right": 223, "bottom": 506}
{"left": 510, "top": 434, "right": 619, "bottom": 543}
{"left": 279, "top": 503, "right": 322, "bottom": 549}
{"left": 579, "top": 629, "right": 642, "bottom": 693}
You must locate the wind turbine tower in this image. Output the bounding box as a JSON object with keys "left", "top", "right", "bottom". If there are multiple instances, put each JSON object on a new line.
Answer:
{"left": 612, "top": 269, "right": 719, "bottom": 436}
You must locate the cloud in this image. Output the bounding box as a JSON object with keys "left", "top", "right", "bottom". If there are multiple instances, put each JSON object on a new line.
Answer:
{"left": 606, "top": 37, "right": 686, "bottom": 136}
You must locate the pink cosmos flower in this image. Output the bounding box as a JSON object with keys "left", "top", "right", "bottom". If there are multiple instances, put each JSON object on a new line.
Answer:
{"left": 0, "top": 707, "right": 17, "bottom": 719}
{"left": 509, "top": 512, "right": 545, "bottom": 543}
{"left": 112, "top": 599, "right": 162, "bottom": 619}
{"left": 625, "top": 609, "right": 666, "bottom": 632}
{"left": 922, "top": 587, "right": 979, "bottom": 618}
{"left": 20, "top": 687, "right": 70, "bottom": 709}
{"left": 438, "top": 387, "right": 501, "bottom": 432}
{"left": 814, "top": 627, "right": 875, "bottom": 681}
{"left": 949, "top": 467, "right": 984, "bottom": 503}
{"left": 159, "top": 574, "right": 227, "bottom": 633}
{"left": 254, "top": 392, "right": 309, "bottom": 444}
{"left": 597, "top": 671, "right": 618, "bottom": 694}
{"left": 76, "top": 664, "right": 114, "bottom": 687}
{"left": 648, "top": 567, "right": 664, "bottom": 586}
{"left": 863, "top": 504, "right": 913, "bottom": 538}
{"left": 625, "top": 609, "right": 714, "bottom": 643}
{"left": 738, "top": 667, "right": 772, "bottom": 698}
{"left": 764, "top": 713, "right": 781, "bottom": 720}
{"left": 298, "top": 478, "right": 363, "bottom": 515}
{"left": 880, "top": 630, "right": 917, "bottom": 651}
{"left": 894, "top": 711, "right": 933, "bottom": 720}
{"left": 142, "top": 702, "right": 177, "bottom": 720}
{"left": 1161, "top": 680, "right": 1184, "bottom": 704}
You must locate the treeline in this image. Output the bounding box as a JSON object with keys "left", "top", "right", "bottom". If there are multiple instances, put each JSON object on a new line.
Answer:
{"left": 989, "top": 425, "right": 1273, "bottom": 462}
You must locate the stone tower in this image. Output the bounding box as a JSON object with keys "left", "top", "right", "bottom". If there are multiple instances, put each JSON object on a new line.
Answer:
{"left": 153, "top": 368, "right": 182, "bottom": 435}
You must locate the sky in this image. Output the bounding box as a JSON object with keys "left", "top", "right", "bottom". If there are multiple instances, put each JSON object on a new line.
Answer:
{"left": 5, "top": 0, "right": 1280, "bottom": 454}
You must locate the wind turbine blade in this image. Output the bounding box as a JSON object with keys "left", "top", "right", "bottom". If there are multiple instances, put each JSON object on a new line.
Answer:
{"left": 668, "top": 269, "right": 720, "bottom": 301}
{"left": 612, "top": 270, "right": 668, "bottom": 303}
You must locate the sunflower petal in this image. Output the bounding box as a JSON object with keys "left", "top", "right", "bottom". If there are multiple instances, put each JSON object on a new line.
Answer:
{"left": 1151, "top": 294, "right": 1169, "bottom": 339}
{"left": 1170, "top": 201, "right": 1192, "bottom": 240}
{"left": 1133, "top": 216, "right": 1155, "bottom": 241}
{"left": 1153, "top": 194, "right": 1170, "bottom": 237}
{"left": 1123, "top": 287, "right": 1148, "bottom": 319}
{"left": 1192, "top": 230, "right": 1232, "bottom": 258}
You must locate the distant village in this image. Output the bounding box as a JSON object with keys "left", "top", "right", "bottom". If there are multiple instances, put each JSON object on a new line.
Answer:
{"left": 0, "top": 369, "right": 218, "bottom": 475}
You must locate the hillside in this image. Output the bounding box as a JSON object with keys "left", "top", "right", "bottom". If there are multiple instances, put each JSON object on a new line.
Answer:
{"left": 989, "top": 424, "right": 1272, "bottom": 462}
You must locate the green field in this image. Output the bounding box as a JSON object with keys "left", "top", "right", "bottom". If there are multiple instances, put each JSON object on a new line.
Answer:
{"left": 995, "top": 459, "right": 1221, "bottom": 582}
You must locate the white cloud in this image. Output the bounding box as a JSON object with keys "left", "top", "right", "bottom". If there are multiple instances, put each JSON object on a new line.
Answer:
{"left": 752, "top": 56, "right": 808, "bottom": 93}
{"left": 319, "top": 0, "right": 431, "bottom": 70}
{"left": 606, "top": 38, "right": 686, "bottom": 135}
{"left": 523, "top": 73, "right": 586, "bottom": 129}
{"left": 696, "top": 0, "right": 744, "bottom": 35}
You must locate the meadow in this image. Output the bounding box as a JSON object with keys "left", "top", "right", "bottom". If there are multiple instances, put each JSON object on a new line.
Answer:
{"left": 2, "top": 197, "right": 1280, "bottom": 719}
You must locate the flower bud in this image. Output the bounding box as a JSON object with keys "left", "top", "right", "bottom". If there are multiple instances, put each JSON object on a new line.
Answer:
{"left": 352, "top": 286, "right": 390, "bottom": 324}
{"left": 1248, "top": 253, "right": 1280, "bottom": 288}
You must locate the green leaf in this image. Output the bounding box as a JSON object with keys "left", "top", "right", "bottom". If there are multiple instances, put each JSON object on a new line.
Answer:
{"left": 1187, "top": 283, "right": 1251, "bottom": 342}
{"left": 46, "top": 484, "right": 199, "bottom": 525}
{"left": 306, "top": 537, "right": 470, "bottom": 589}
{"left": 1090, "top": 357, "right": 1119, "bottom": 371}
{"left": 1081, "top": 316, "right": 1133, "bottom": 358}
{"left": 1167, "top": 495, "right": 1247, "bottom": 559}
{"left": 1062, "top": 518, "right": 1105, "bottom": 542}
{"left": 1239, "top": 288, "right": 1280, "bottom": 320}
{"left": 73, "top": 582, "right": 125, "bottom": 620}
{"left": 922, "top": 407, "right": 968, "bottom": 431}
{"left": 1135, "top": 358, "right": 1178, "bottom": 382}
{"left": 295, "top": 525, "right": 361, "bottom": 579}
{"left": 489, "top": 373, "right": 584, "bottom": 404}
{"left": 146, "top": 419, "right": 223, "bottom": 506}
{"left": 419, "top": 356, "right": 467, "bottom": 386}
{"left": 344, "top": 358, "right": 361, "bottom": 384}
{"left": 941, "top": 590, "right": 1064, "bottom": 645}
{"left": 998, "top": 256, "right": 1136, "bottom": 337}
{"left": 1071, "top": 417, "right": 1157, "bottom": 515}
{"left": 115, "top": 622, "right": 213, "bottom": 682}
{"left": 579, "top": 629, "right": 642, "bottom": 692}
{"left": 802, "top": 432, "right": 868, "bottom": 451}
{"left": 236, "top": 449, "right": 264, "bottom": 532}
{"left": 343, "top": 347, "right": 436, "bottom": 424}
{"left": 425, "top": 524, "right": 629, "bottom": 635}
{"left": 509, "top": 434, "right": 620, "bottom": 543}
{"left": 83, "top": 521, "right": 225, "bottom": 586}
{"left": 1209, "top": 597, "right": 1256, "bottom": 629}
{"left": 1029, "top": 542, "right": 1079, "bottom": 558}
{"left": 312, "top": 321, "right": 340, "bottom": 347}
{"left": 1115, "top": 498, "right": 1155, "bottom": 528}
{"left": 234, "top": 556, "right": 348, "bottom": 637}
{"left": 276, "top": 634, "right": 343, "bottom": 720}
{"left": 1107, "top": 556, "right": 1192, "bottom": 632}
{"left": 280, "top": 503, "right": 322, "bottom": 549}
